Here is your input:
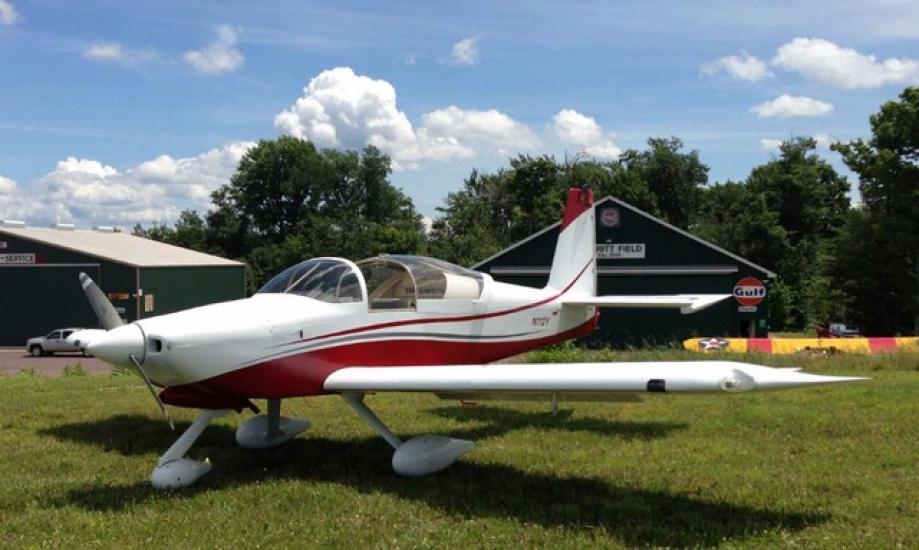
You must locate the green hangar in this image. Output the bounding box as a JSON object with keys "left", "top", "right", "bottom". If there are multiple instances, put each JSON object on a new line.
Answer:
{"left": 0, "top": 222, "right": 245, "bottom": 347}
{"left": 473, "top": 196, "right": 776, "bottom": 347}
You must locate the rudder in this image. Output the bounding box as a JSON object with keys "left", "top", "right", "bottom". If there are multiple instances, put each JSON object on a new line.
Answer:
{"left": 547, "top": 188, "right": 595, "bottom": 296}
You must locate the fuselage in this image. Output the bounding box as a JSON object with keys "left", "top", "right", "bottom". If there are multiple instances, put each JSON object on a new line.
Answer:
{"left": 90, "top": 255, "right": 597, "bottom": 404}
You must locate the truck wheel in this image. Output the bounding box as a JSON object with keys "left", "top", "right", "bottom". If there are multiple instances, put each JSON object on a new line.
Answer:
{"left": 29, "top": 346, "right": 43, "bottom": 357}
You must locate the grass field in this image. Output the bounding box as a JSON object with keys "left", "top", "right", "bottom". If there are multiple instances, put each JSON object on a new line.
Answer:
{"left": 1, "top": 350, "right": 917, "bottom": 548}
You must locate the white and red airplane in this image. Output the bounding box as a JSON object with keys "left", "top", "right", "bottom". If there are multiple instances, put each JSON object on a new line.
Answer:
{"left": 69, "top": 188, "right": 865, "bottom": 489}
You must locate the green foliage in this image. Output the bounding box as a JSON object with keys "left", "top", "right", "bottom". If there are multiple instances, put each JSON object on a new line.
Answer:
{"left": 430, "top": 139, "right": 707, "bottom": 265}
{"left": 831, "top": 87, "right": 919, "bottom": 334}
{"left": 695, "top": 137, "right": 850, "bottom": 330}
{"left": 139, "top": 138, "right": 426, "bottom": 291}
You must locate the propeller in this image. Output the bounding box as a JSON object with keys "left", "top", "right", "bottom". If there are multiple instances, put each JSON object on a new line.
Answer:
{"left": 76, "top": 272, "right": 174, "bottom": 430}
{"left": 79, "top": 272, "right": 124, "bottom": 330}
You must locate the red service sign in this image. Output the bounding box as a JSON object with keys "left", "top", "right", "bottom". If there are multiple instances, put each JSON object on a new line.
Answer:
{"left": 733, "top": 277, "right": 766, "bottom": 306}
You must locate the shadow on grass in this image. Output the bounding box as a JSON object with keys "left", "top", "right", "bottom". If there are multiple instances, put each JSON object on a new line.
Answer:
{"left": 41, "top": 415, "right": 826, "bottom": 546}
{"left": 430, "top": 404, "right": 687, "bottom": 440}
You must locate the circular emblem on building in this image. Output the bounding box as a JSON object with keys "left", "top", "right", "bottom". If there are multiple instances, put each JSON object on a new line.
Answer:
{"left": 600, "top": 207, "right": 620, "bottom": 227}
{"left": 733, "top": 277, "right": 766, "bottom": 306}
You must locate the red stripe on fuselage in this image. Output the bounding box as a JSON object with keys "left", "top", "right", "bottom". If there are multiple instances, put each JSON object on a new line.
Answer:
{"left": 279, "top": 259, "right": 593, "bottom": 349}
{"left": 189, "top": 312, "right": 600, "bottom": 399}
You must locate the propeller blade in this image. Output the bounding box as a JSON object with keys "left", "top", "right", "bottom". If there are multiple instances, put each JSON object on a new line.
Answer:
{"left": 79, "top": 272, "right": 124, "bottom": 330}
{"left": 129, "top": 353, "right": 174, "bottom": 431}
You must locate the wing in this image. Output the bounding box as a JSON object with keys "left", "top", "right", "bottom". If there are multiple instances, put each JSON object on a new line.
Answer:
{"left": 563, "top": 294, "right": 730, "bottom": 314}
{"left": 324, "top": 361, "right": 866, "bottom": 394}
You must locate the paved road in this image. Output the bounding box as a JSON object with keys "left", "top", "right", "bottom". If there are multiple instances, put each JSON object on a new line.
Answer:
{"left": 0, "top": 348, "right": 113, "bottom": 377}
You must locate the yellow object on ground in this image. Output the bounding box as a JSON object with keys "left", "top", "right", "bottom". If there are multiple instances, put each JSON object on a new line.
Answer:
{"left": 684, "top": 336, "right": 919, "bottom": 354}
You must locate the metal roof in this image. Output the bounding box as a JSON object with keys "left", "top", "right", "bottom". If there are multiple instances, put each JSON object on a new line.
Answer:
{"left": 0, "top": 226, "right": 243, "bottom": 267}
{"left": 472, "top": 195, "right": 777, "bottom": 278}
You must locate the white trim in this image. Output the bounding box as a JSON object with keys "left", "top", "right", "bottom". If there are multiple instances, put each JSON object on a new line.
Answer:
{"left": 490, "top": 265, "right": 740, "bottom": 276}
{"left": 472, "top": 196, "right": 776, "bottom": 278}
{"left": 0, "top": 262, "right": 100, "bottom": 268}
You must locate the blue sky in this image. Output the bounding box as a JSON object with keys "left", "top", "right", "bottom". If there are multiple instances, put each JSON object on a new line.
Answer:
{"left": 1, "top": 0, "right": 917, "bottom": 227}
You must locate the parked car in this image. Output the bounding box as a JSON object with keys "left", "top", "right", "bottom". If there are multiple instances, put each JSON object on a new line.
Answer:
{"left": 26, "top": 328, "right": 89, "bottom": 356}
{"left": 816, "top": 322, "right": 861, "bottom": 338}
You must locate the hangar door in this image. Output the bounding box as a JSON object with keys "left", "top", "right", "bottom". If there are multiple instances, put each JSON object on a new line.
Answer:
{"left": 0, "top": 265, "right": 101, "bottom": 346}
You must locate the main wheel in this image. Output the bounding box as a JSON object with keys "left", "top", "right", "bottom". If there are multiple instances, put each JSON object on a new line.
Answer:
{"left": 29, "top": 346, "right": 43, "bottom": 357}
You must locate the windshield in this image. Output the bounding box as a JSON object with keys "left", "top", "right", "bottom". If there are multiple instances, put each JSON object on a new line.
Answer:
{"left": 258, "top": 258, "right": 363, "bottom": 303}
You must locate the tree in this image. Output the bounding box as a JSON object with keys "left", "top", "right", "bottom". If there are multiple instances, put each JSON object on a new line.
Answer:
{"left": 616, "top": 137, "right": 708, "bottom": 229}
{"left": 694, "top": 138, "right": 849, "bottom": 330}
{"left": 831, "top": 87, "right": 919, "bottom": 334}
{"left": 207, "top": 138, "right": 424, "bottom": 290}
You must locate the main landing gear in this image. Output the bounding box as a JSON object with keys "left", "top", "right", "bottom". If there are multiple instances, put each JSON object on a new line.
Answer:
{"left": 341, "top": 392, "right": 475, "bottom": 477}
{"left": 149, "top": 394, "right": 472, "bottom": 489}
{"left": 150, "top": 398, "right": 310, "bottom": 490}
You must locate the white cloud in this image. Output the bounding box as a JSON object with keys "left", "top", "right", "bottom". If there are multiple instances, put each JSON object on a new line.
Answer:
{"left": 85, "top": 42, "right": 123, "bottom": 60}
{"left": 772, "top": 37, "right": 919, "bottom": 89}
{"left": 0, "top": 175, "right": 17, "bottom": 193}
{"left": 0, "top": 0, "right": 17, "bottom": 26}
{"left": 761, "top": 134, "right": 833, "bottom": 153}
{"left": 550, "top": 109, "right": 621, "bottom": 160}
{"left": 701, "top": 51, "right": 771, "bottom": 82}
{"left": 183, "top": 25, "right": 244, "bottom": 75}
{"left": 450, "top": 37, "right": 479, "bottom": 66}
{"left": 0, "top": 142, "right": 253, "bottom": 227}
{"left": 751, "top": 94, "right": 834, "bottom": 118}
{"left": 83, "top": 41, "right": 159, "bottom": 69}
{"left": 404, "top": 55, "right": 417, "bottom": 66}
{"left": 760, "top": 138, "right": 783, "bottom": 152}
{"left": 275, "top": 67, "right": 537, "bottom": 168}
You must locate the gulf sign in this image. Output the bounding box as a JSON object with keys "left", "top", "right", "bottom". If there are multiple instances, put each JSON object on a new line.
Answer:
{"left": 733, "top": 277, "right": 766, "bottom": 306}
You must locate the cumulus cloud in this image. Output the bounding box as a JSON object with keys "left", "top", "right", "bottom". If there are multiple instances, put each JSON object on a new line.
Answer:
{"left": 550, "top": 109, "right": 621, "bottom": 160}
{"left": 773, "top": 38, "right": 919, "bottom": 89}
{"left": 274, "top": 67, "right": 537, "bottom": 168}
{"left": 751, "top": 94, "right": 834, "bottom": 118}
{"left": 0, "top": 142, "right": 253, "bottom": 227}
{"left": 0, "top": 175, "right": 17, "bottom": 194}
{"left": 0, "top": 0, "right": 17, "bottom": 26}
{"left": 701, "top": 51, "right": 771, "bottom": 82}
{"left": 450, "top": 37, "right": 479, "bottom": 66}
{"left": 183, "top": 25, "right": 244, "bottom": 75}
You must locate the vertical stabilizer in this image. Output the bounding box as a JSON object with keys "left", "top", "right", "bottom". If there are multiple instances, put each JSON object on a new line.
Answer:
{"left": 547, "top": 188, "right": 595, "bottom": 295}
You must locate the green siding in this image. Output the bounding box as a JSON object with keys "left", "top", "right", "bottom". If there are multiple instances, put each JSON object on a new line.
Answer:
{"left": 475, "top": 198, "right": 773, "bottom": 347}
{"left": 139, "top": 266, "right": 245, "bottom": 318}
{"left": 0, "top": 230, "right": 245, "bottom": 345}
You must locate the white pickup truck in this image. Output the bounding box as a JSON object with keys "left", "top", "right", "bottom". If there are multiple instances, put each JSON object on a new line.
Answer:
{"left": 26, "top": 328, "right": 90, "bottom": 356}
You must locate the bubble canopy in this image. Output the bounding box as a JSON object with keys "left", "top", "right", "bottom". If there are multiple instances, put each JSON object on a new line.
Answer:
{"left": 257, "top": 258, "right": 363, "bottom": 303}
{"left": 258, "top": 255, "right": 484, "bottom": 309}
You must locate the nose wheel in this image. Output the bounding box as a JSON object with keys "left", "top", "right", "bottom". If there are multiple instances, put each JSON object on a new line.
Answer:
{"left": 151, "top": 408, "right": 230, "bottom": 489}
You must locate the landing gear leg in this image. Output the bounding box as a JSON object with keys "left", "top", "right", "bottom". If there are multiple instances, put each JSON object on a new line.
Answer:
{"left": 341, "top": 392, "right": 474, "bottom": 477}
{"left": 151, "top": 408, "right": 229, "bottom": 489}
{"left": 235, "top": 398, "right": 311, "bottom": 449}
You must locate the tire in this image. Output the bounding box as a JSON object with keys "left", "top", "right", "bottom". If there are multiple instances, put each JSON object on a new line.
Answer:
{"left": 82, "top": 350, "right": 92, "bottom": 357}
{"left": 29, "top": 346, "right": 43, "bottom": 357}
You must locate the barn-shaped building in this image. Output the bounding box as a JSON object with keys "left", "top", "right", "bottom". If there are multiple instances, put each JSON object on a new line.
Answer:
{"left": 473, "top": 196, "right": 775, "bottom": 347}
{"left": 0, "top": 222, "right": 245, "bottom": 346}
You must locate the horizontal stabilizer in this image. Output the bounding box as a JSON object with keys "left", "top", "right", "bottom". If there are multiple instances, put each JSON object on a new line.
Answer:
{"left": 324, "top": 361, "right": 867, "bottom": 394}
{"left": 563, "top": 294, "right": 730, "bottom": 314}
